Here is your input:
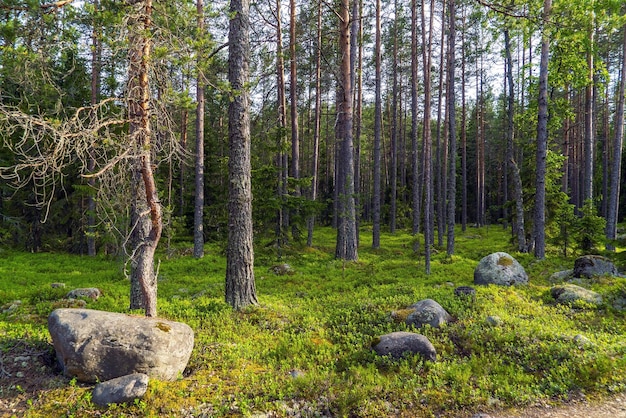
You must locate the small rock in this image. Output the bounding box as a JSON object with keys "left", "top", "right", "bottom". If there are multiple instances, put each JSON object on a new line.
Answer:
{"left": 270, "top": 264, "right": 293, "bottom": 275}
{"left": 50, "top": 283, "right": 66, "bottom": 288}
{"left": 454, "top": 286, "right": 476, "bottom": 299}
{"left": 372, "top": 331, "right": 437, "bottom": 361}
{"left": 2, "top": 300, "right": 21, "bottom": 314}
{"left": 92, "top": 373, "right": 149, "bottom": 407}
{"left": 289, "top": 369, "right": 305, "bottom": 379}
{"left": 549, "top": 270, "right": 574, "bottom": 283}
{"left": 66, "top": 288, "right": 102, "bottom": 300}
{"left": 485, "top": 316, "right": 502, "bottom": 327}
{"left": 405, "top": 299, "right": 452, "bottom": 329}
{"left": 573, "top": 334, "right": 592, "bottom": 348}
{"left": 13, "top": 356, "right": 31, "bottom": 362}
{"left": 15, "top": 372, "right": 24, "bottom": 378}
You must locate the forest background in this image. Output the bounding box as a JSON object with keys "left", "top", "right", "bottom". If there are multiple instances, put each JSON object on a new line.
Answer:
{"left": 0, "top": 0, "right": 625, "bottom": 309}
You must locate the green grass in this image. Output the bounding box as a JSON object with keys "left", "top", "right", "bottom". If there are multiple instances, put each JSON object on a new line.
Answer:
{"left": 1, "top": 226, "right": 626, "bottom": 417}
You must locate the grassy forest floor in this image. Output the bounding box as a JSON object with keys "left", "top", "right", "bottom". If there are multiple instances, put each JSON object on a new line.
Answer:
{"left": 1, "top": 225, "right": 626, "bottom": 417}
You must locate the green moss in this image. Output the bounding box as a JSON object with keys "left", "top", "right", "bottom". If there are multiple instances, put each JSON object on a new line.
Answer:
{"left": 390, "top": 308, "right": 416, "bottom": 323}
{"left": 498, "top": 255, "right": 514, "bottom": 266}
{"left": 156, "top": 322, "right": 172, "bottom": 332}
{"left": 3, "top": 226, "right": 626, "bottom": 417}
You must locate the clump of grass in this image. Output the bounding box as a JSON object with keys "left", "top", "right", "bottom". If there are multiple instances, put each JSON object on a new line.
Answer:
{"left": 2, "top": 226, "right": 626, "bottom": 417}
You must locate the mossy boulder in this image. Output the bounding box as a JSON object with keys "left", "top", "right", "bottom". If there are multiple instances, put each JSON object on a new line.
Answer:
{"left": 573, "top": 255, "right": 618, "bottom": 279}
{"left": 474, "top": 252, "right": 528, "bottom": 286}
{"left": 550, "top": 284, "right": 603, "bottom": 306}
{"left": 48, "top": 309, "right": 194, "bottom": 383}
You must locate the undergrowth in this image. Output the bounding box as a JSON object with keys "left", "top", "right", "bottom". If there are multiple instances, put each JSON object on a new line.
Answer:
{"left": 1, "top": 226, "right": 625, "bottom": 417}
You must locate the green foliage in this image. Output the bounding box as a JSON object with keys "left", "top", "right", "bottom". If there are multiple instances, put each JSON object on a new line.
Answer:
{"left": 2, "top": 227, "right": 626, "bottom": 416}
{"left": 578, "top": 200, "right": 607, "bottom": 253}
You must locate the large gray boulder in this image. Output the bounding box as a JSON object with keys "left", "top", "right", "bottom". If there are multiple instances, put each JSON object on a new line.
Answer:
{"left": 474, "top": 252, "right": 528, "bottom": 286}
{"left": 372, "top": 331, "right": 436, "bottom": 361}
{"left": 48, "top": 309, "right": 194, "bottom": 383}
{"left": 550, "top": 284, "right": 603, "bottom": 306}
{"left": 405, "top": 299, "right": 452, "bottom": 329}
{"left": 92, "top": 373, "right": 149, "bottom": 407}
{"left": 573, "top": 255, "right": 618, "bottom": 279}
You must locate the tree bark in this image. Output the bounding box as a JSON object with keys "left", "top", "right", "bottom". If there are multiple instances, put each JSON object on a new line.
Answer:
{"left": 534, "top": 0, "right": 551, "bottom": 260}
{"left": 275, "top": 0, "right": 288, "bottom": 254}
{"left": 446, "top": 0, "right": 456, "bottom": 256}
{"left": 335, "top": 0, "right": 358, "bottom": 261}
{"left": 372, "top": 0, "right": 382, "bottom": 249}
{"left": 411, "top": 0, "right": 420, "bottom": 238}
{"left": 226, "top": 0, "right": 258, "bottom": 309}
{"left": 127, "top": 0, "right": 160, "bottom": 317}
{"left": 421, "top": 0, "right": 435, "bottom": 274}
{"left": 390, "top": 0, "right": 399, "bottom": 234}
{"left": 606, "top": 18, "right": 626, "bottom": 251}
{"left": 583, "top": 9, "right": 595, "bottom": 203}
{"left": 289, "top": 0, "right": 300, "bottom": 240}
{"left": 87, "top": 0, "right": 100, "bottom": 257}
{"left": 193, "top": 0, "right": 205, "bottom": 259}
{"left": 307, "top": 1, "right": 323, "bottom": 248}
{"left": 460, "top": 6, "right": 467, "bottom": 232}
{"left": 505, "top": 28, "right": 526, "bottom": 252}
{"left": 352, "top": 0, "right": 362, "bottom": 245}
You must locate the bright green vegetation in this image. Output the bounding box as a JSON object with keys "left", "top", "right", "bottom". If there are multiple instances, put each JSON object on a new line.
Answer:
{"left": 1, "top": 226, "right": 626, "bottom": 417}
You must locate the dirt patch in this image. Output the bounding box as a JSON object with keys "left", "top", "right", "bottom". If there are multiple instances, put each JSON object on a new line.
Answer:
{"left": 0, "top": 339, "right": 68, "bottom": 417}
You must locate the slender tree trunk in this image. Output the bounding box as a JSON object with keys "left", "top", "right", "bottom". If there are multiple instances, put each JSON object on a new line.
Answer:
{"left": 372, "top": 0, "right": 382, "bottom": 249}
{"left": 289, "top": 0, "right": 300, "bottom": 240}
{"left": 436, "top": 0, "right": 446, "bottom": 247}
{"left": 460, "top": 6, "right": 467, "bottom": 232}
{"left": 390, "top": 0, "right": 399, "bottom": 234}
{"left": 352, "top": 0, "right": 362, "bottom": 245}
{"left": 226, "top": 0, "right": 258, "bottom": 309}
{"left": 307, "top": 2, "right": 323, "bottom": 247}
{"left": 193, "top": 0, "right": 205, "bottom": 259}
{"left": 446, "top": 0, "right": 456, "bottom": 256}
{"left": 534, "top": 0, "right": 551, "bottom": 259}
{"left": 421, "top": 0, "right": 435, "bottom": 274}
{"left": 276, "top": 0, "right": 288, "bottom": 253}
{"left": 606, "top": 19, "right": 626, "bottom": 251}
{"left": 179, "top": 94, "right": 188, "bottom": 218}
{"left": 505, "top": 28, "right": 526, "bottom": 252}
{"left": 87, "top": 0, "right": 101, "bottom": 257}
{"left": 583, "top": 8, "right": 595, "bottom": 203}
{"left": 335, "top": 0, "right": 358, "bottom": 261}
{"left": 411, "top": 0, "right": 420, "bottom": 238}
{"left": 127, "top": 0, "right": 160, "bottom": 317}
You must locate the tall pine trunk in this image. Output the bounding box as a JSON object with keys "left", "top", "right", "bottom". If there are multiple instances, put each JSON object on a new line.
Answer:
{"left": 289, "top": 0, "right": 300, "bottom": 240}
{"left": 127, "top": 0, "right": 160, "bottom": 317}
{"left": 446, "top": 0, "right": 456, "bottom": 256}
{"left": 226, "top": 0, "right": 258, "bottom": 309}
{"left": 372, "top": 0, "right": 382, "bottom": 249}
{"left": 421, "top": 0, "right": 435, "bottom": 274}
{"left": 534, "top": 0, "right": 552, "bottom": 259}
{"left": 87, "top": 0, "right": 101, "bottom": 257}
{"left": 307, "top": 2, "right": 323, "bottom": 247}
{"left": 606, "top": 18, "right": 626, "bottom": 251}
{"left": 193, "top": 0, "right": 205, "bottom": 259}
{"left": 411, "top": 0, "right": 420, "bottom": 238}
{"left": 335, "top": 0, "right": 358, "bottom": 261}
